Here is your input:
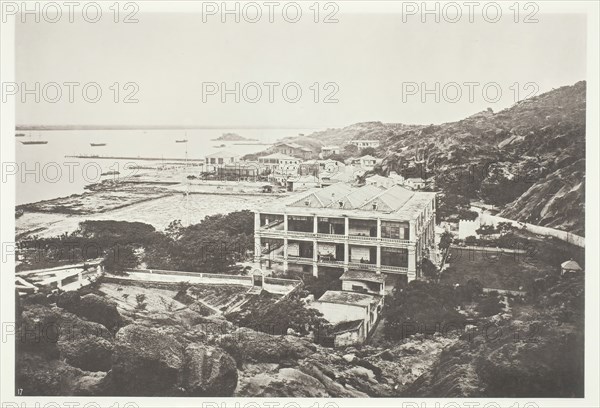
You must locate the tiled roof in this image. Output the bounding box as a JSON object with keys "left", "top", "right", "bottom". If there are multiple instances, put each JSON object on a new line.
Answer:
{"left": 264, "top": 182, "right": 435, "bottom": 220}
{"left": 318, "top": 290, "right": 381, "bottom": 307}
{"left": 260, "top": 153, "right": 298, "bottom": 160}
{"left": 340, "top": 270, "right": 386, "bottom": 283}
{"left": 330, "top": 319, "right": 364, "bottom": 335}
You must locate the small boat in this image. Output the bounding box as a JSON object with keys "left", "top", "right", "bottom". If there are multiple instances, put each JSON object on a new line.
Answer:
{"left": 176, "top": 139, "right": 188, "bottom": 143}
{"left": 90, "top": 143, "right": 107, "bottom": 147}
{"left": 213, "top": 144, "right": 226, "bottom": 148}
{"left": 15, "top": 133, "right": 25, "bottom": 137}
{"left": 20, "top": 140, "right": 48, "bottom": 145}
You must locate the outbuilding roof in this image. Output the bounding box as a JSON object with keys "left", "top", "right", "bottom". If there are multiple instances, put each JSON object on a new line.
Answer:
{"left": 340, "top": 270, "right": 386, "bottom": 284}
{"left": 317, "top": 290, "right": 381, "bottom": 307}
{"left": 561, "top": 260, "right": 582, "bottom": 270}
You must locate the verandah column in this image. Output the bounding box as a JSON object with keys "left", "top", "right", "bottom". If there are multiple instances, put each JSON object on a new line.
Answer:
{"left": 254, "top": 212, "right": 262, "bottom": 264}
{"left": 407, "top": 220, "right": 417, "bottom": 281}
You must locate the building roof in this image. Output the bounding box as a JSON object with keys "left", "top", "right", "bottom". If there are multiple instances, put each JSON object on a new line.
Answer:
{"left": 322, "top": 145, "right": 340, "bottom": 150}
{"left": 341, "top": 184, "right": 384, "bottom": 209}
{"left": 275, "top": 142, "right": 312, "bottom": 151}
{"left": 340, "top": 270, "right": 386, "bottom": 283}
{"left": 330, "top": 319, "right": 364, "bottom": 335}
{"left": 360, "top": 155, "right": 377, "bottom": 161}
{"left": 351, "top": 139, "right": 379, "bottom": 143}
{"left": 290, "top": 175, "right": 320, "bottom": 184}
{"left": 317, "top": 290, "right": 381, "bottom": 307}
{"left": 205, "top": 150, "right": 239, "bottom": 159}
{"left": 366, "top": 174, "right": 390, "bottom": 183}
{"left": 263, "top": 182, "right": 436, "bottom": 221}
{"left": 561, "top": 260, "right": 582, "bottom": 270}
{"left": 260, "top": 153, "right": 298, "bottom": 160}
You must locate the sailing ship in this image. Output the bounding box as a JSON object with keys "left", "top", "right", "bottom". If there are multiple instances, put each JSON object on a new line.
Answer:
{"left": 175, "top": 139, "right": 188, "bottom": 143}
{"left": 20, "top": 132, "right": 48, "bottom": 145}
{"left": 20, "top": 140, "right": 48, "bottom": 145}
{"left": 90, "top": 143, "right": 107, "bottom": 147}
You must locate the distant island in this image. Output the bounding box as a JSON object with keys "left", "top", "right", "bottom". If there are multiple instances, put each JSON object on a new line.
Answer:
{"left": 211, "top": 132, "right": 257, "bottom": 142}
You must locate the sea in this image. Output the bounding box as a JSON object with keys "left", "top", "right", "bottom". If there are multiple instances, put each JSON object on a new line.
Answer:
{"left": 15, "top": 128, "right": 315, "bottom": 205}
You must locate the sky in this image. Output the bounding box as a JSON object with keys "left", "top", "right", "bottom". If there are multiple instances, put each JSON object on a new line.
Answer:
{"left": 15, "top": 3, "right": 587, "bottom": 129}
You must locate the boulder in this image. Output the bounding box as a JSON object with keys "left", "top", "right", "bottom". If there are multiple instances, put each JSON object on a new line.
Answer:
{"left": 77, "top": 294, "right": 123, "bottom": 331}
{"left": 18, "top": 305, "right": 62, "bottom": 358}
{"left": 16, "top": 352, "right": 113, "bottom": 396}
{"left": 183, "top": 343, "right": 238, "bottom": 396}
{"left": 111, "top": 325, "right": 184, "bottom": 395}
{"left": 217, "top": 328, "right": 314, "bottom": 365}
{"left": 343, "top": 353, "right": 357, "bottom": 363}
{"left": 56, "top": 291, "right": 81, "bottom": 312}
{"left": 58, "top": 335, "right": 114, "bottom": 372}
{"left": 236, "top": 368, "right": 330, "bottom": 397}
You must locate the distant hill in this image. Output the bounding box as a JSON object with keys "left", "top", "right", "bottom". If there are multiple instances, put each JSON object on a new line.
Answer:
{"left": 284, "top": 81, "right": 586, "bottom": 235}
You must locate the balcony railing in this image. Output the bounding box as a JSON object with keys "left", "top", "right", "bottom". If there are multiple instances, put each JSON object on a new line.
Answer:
{"left": 315, "top": 233, "right": 346, "bottom": 240}
{"left": 258, "top": 230, "right": 413, "bottom": 247}
{"left": 349, "top": 262, "right": 378, "bottom": 271}
{"left": 381, "top": 265, "right": 409, "bottom": 273}
{"left": 348, "top": 234, "right": 376, "bottom": 242}
{"left": 318, "top": 259, "right": 345, "bottom": 266}
{"left": 287, "top": 256, "right": 314, "bottom": 265}
{"left": 380, "top": 237, "right": 411, "bottom": 245}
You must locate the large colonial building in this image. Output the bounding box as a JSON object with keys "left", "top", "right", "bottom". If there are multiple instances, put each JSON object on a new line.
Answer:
{"left": 254, "top": 182, "right": 437, "bottom": 282}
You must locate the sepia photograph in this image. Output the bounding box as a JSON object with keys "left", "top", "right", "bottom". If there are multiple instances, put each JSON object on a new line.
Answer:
{"left": 0, "top": 1, "right": 598, "bottom": 406}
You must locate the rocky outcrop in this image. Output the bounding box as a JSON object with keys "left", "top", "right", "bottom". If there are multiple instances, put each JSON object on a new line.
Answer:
{"left": 217, "top": 328, "right": 315, "bottom": 365}
{"left": 183, "top": 343, "right": 238, "bottom": 396}
{"left": 18, "top": 305, "right": 62, "bottom": 358}
{"left": 77, "top": 294, "right": 123, "bottom": 331}
{"left": 17, "top": 352, "right": 113, "bottom": 396}
{"left": 111, "top": 325, "right": 185, "bottom": 395}
{"left": 236, "top": 367, "right": 331, "bottom": 397}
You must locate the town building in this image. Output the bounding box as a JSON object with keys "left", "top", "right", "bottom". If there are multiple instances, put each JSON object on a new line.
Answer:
{"left": 311, "top": 270, "right": 385, "bottom": 346}
{"left": 349, "top": 140, "right": 380, "bottom": 149}
{"left": 366, "top": 174, "right": 399, "bottom": 189}
{"left": 320, "top": 146, "right": 341, "bottom": 158}
{"left": 216, "top": 163, "right": 260, "bottom": 181}
{"left": 254, "top": 182, "right": 437, "bottom": 282}
{"left": 404, "top": 177, "right": 427, "bottom": 190}
{"left": 204, "top": 150, "right": 240, "bottom": 172}
{"left": 287, "top": 175, "right": 321, "bottom": 192}
{"left": 272, "top": 142, "right": 313, "bottom": 159}
{"left": 357, "top": 155, "right": 380, "bottom": 171}
{"left": 258, "top": 153, "right": 301, "bottom": 175}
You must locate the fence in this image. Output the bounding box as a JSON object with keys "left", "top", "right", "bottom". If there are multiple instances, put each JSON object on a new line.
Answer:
{"left": 116, "top": 269, "right": 253, "bottom": 286}
{"left": 479, "top": 213, "right": 584, "bottom": 248}
{"left": 111, "top": 269, "right": 302, "bottom": 297}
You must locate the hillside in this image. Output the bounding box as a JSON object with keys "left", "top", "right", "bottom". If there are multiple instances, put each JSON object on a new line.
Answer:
{"left": 286, "top": 81, "right": 586, "bottom": 235}
{"left": 402, "top": 273, "right": 584, "bottom": 397}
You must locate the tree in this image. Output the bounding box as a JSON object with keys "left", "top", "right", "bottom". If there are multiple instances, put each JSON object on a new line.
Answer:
{"left": 165, "top": 219, "right": 184, "bottom": 240}
{"left": 360, "top": 147, "right": 377, "bottom": 156}
{"left": 497, "top": 222, "right": 514, "bottom": 235}
{"left": 227, "top": 297, "right": 328, "bottom": 336}
{"left": 343, "top": 144, "right": 359, "bottom": 156}
{"left": 438, "top": 231, "right": 453, "bottom": 251}
{"left": 465, "top": 235, "right": 477, "bottom": 245}
{"left": 421, "top": 258, "right": 439, "bottom": 280}
{"left": 384, "top": 281, "right": 466, "bottom": 340}
{"left": 476, "top": 224, "right": 498, "bottom": 236}
{"left": 135, "top": 294, "right": 147, "bottom": 311}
